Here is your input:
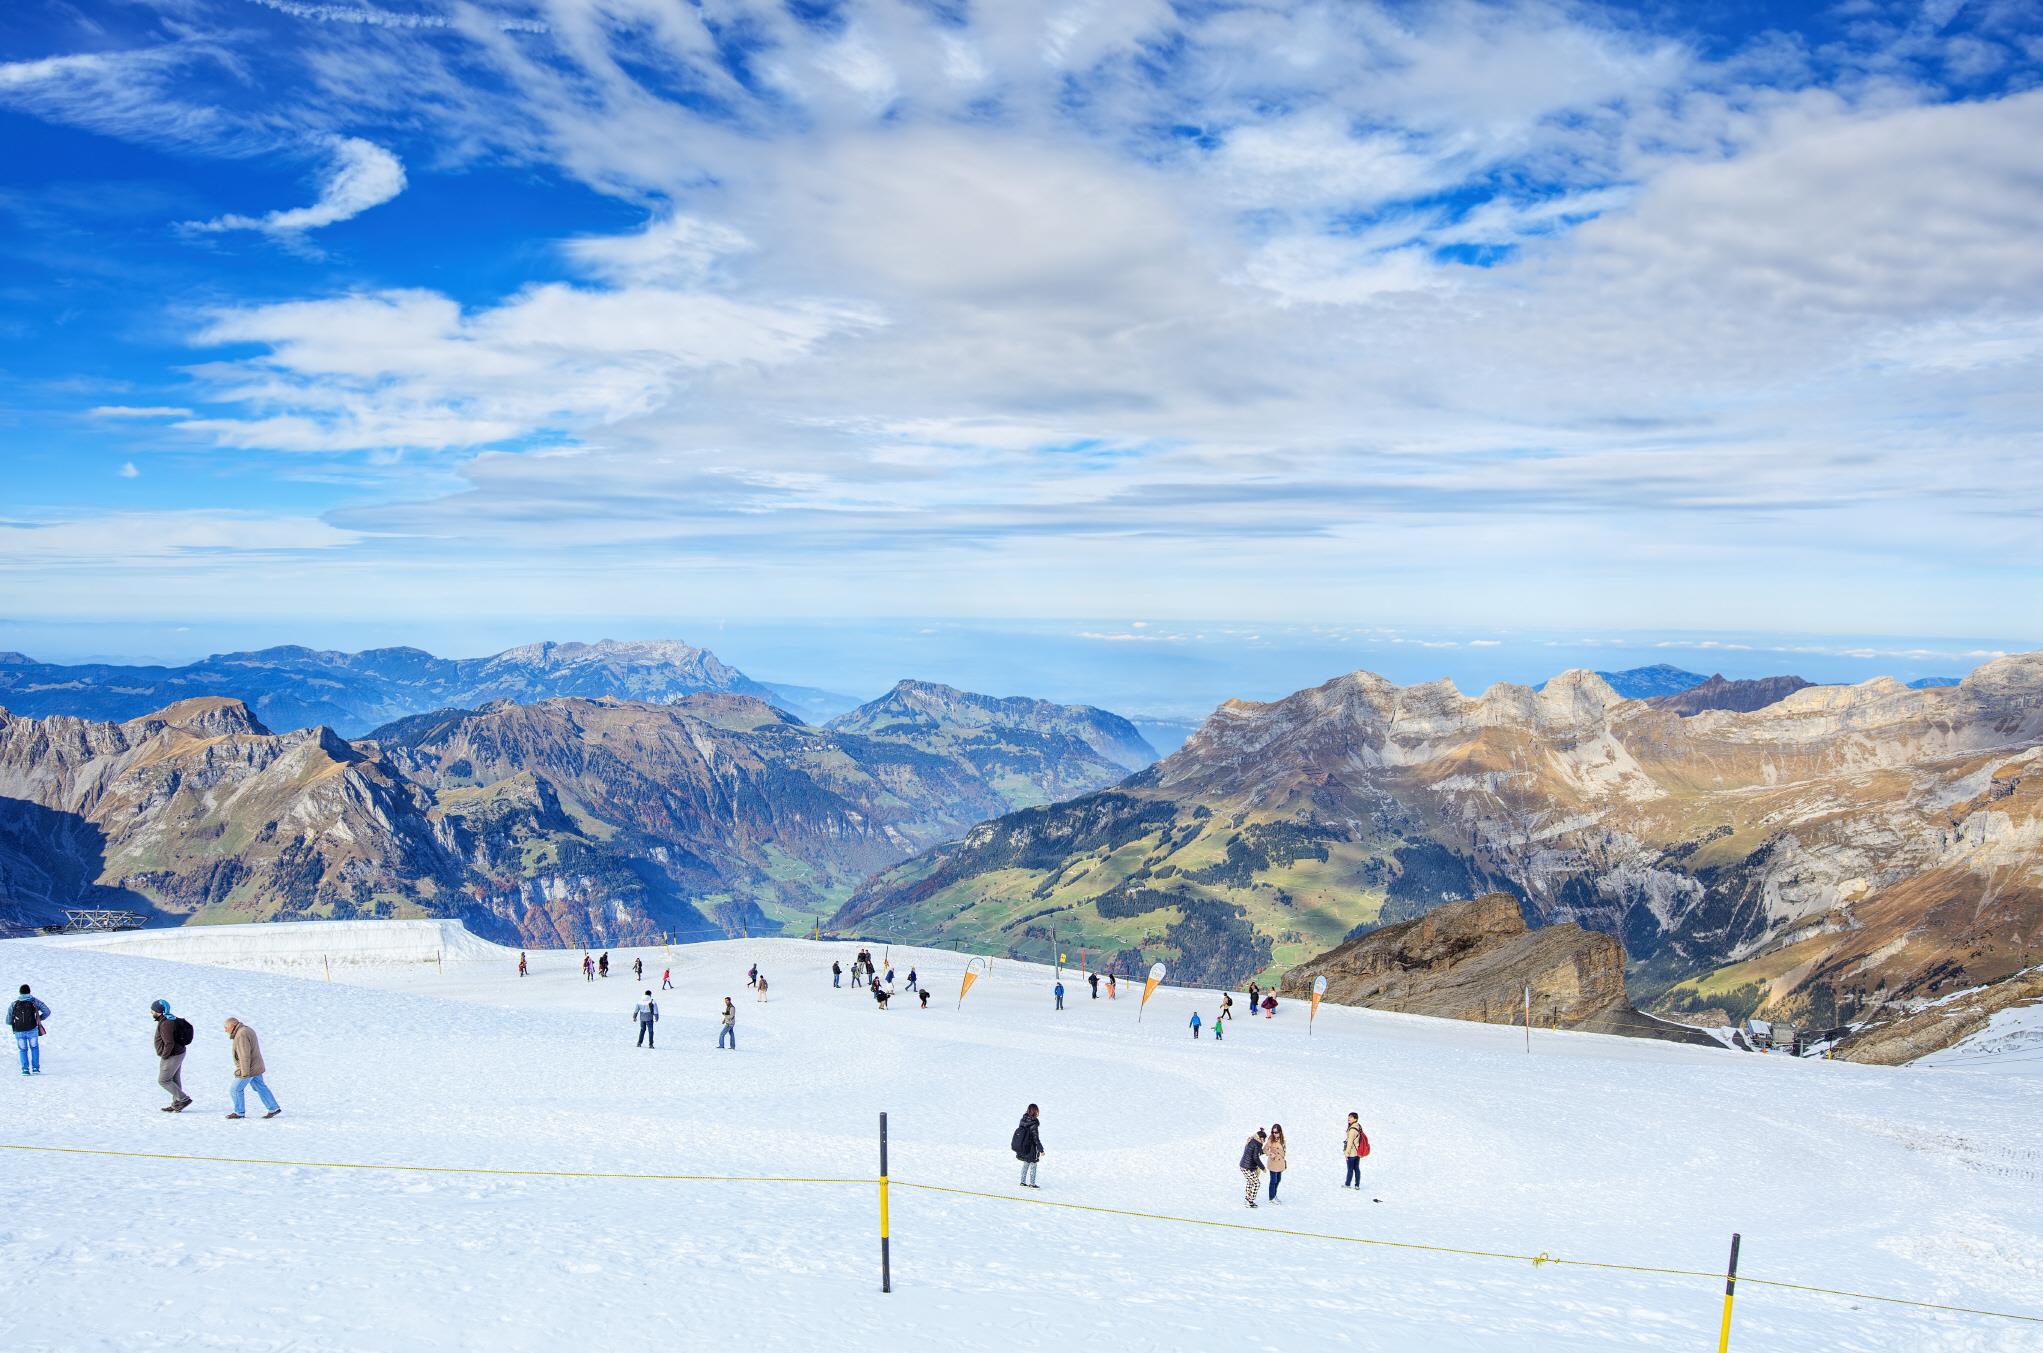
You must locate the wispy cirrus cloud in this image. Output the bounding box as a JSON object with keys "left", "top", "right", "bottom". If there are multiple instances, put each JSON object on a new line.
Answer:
{"left": 185, "top": 135, "right": 405, "bottom": 237}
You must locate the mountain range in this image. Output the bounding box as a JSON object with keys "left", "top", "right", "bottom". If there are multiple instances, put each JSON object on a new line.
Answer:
{"left": 0, "top": 682, "right": 1153, "bottom": 946}
{"left": 0, "top": 639, "right": 860, "bottom": 734}
{"left": 838, "top": 655, "right": 2043, "bottom": 1021}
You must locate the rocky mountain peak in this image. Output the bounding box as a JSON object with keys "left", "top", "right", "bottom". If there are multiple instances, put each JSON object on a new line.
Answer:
{"left": 130, "top": 696, "right": 272, "bottom": 740}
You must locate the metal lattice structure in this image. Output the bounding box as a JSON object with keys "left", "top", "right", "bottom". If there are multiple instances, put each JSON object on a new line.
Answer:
{"left": 45, "top": 908, "right": 149, "bottom": 935}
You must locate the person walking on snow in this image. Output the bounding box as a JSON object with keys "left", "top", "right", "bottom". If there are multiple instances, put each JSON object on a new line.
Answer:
{"left": 222, "top": 1017, "right": 280, "bottom": 1119}
{"left": 151, "top": 999, "right": 194, "bottom": 1111}
{"left": 905, "top": 968, "right": 917, "bottom": 994}
{"left": 1053, "top": 981, "right": 1065, "bottom": 1011}
{"left": 598, "top": 952, "right": 610, "bottom": 978}
{"left": 1106, "top": 974, "right": 1116, "bottom": 1000}
{"left": 1213, "top": 1013, "right": 1224, "bottom": 1042}
{"left": 755, "top": 975, "right": 770, "bottom": 1003}
{"left": 10, "top": 984, "right": 48, "bottom": 1076}
{"left": 583, "top": 955, "right": 594, "bottom": 982}
{"left": 661, "top": 968, "right": 672, "bottom": 991}
{"left": 634, "top": 992, "right": 659, "bottom": 1048}
{"left": 1219, "top": 993, "right": 1232, "bottom": 1022}
{"left": 918, "top": 988, "right": 931, "bottom": 1009}
{"left": 833, "top": 961, "right": 842, "bottom": 988}
{"left": 719, "top": 997, "right": 737, "bottom": 1050}
{"left": 1189, "top": 1011, "right": 1202, "bottom": 1039}
{"left": 1012, "top": 1104, "right": 1045, "bottom": 1189}
{"left": 1266, "top": 1123, "right": 1288, "bottom": 1203}
{"left": 1343, "top": 1112, "right": 1367, "bottom": 1189}
{"left": 1262, "top": 995, "right": 1277, "bottom": 1018}
{"left": 1088, "top": 972, "right": 1100, "bottom": 999}
{"left": 633, "top": 957, "right": 643, "bottom": 982}
{"left": 1247, "top": 982, "right": 1260, "bottom": 1016}
{"left": 748, "top": 964, "right": 758, "bottom": 989}
{"left": 518, "top": 951, "right": 528, "bottom": 978}
{"left": 1240, "top": 1129, "right": 1267, "bottom": 1208}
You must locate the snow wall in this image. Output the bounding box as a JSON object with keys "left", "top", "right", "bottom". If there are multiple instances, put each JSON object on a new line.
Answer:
{"left": 35, "top": 918, "right": 513, "bottom": 971}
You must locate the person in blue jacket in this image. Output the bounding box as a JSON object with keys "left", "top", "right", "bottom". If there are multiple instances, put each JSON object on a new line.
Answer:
{"left": 1053, "top": 980, "right": 1065, "bottom": 1010}
{"left": 1189, "top": 1011, "right": 1203, "bottom": 1039}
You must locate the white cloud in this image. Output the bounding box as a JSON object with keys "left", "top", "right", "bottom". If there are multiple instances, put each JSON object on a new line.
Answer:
{"left": 88, "top": 405, "right": 194, "bottom": 419}
{"left": 187, "top": 135, "right": 405, "bottom": 237}
{"left": 0, "top": 511, "right": 359, "bottom": 566}
{"left": 118, "top": 462, "right": 140, "bottom": 478}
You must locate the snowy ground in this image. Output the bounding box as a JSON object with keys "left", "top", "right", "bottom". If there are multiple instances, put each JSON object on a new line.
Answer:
{"left": 3, "top": 925, "right": 2040, "bottom": 1352}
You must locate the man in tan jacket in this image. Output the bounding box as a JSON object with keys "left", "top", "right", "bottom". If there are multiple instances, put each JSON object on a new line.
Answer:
{"left": 222, "top": 1017, "right": 282, "bottom": 1119}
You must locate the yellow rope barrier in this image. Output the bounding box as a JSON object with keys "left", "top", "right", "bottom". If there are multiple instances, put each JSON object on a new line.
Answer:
{"left": 4, "top": 1142, "right": 2036, "bottom": 1326}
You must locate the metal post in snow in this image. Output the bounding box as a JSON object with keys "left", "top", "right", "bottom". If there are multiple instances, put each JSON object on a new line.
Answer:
{"left": 1716, "top": 1233, "right": 1741, "bottom": 1352}
{"left": 878, "top": 1112, "right": 892, "bottom": 1294}
{"left": 1523, "top": 984, "right": 1530, "bottom": 1053}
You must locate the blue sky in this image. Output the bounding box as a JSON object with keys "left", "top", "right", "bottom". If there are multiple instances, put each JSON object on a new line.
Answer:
{"left": 3, "top": 0, "right": 2041, "bottom": 699}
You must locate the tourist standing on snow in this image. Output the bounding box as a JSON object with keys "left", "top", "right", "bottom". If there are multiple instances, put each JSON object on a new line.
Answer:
{"left": 1053, "top": 980, "right": 1065, "bottom": 1011}
{"left": 1219, "top": 993, "right": 1232, "bottom": 1022}
{"left": 1088, "top": 972, "right": 1100, "bottom": 999}
{"left": 599, "top": 952, "right": 610, "bottom": 978}
{"left": 1266, "top": 1124, "right": 1288, "bottom": 1203}
{"left": 1262, "top": 995, "right": 1277, "bottom": 1019}
{"left": 222, "top": 1017, "right": 281, "bottom": 1119}
{"left": 661, "top": 968, "right": 672, "bottom": 991}
{"left": 150, "top": 1000, "right": 194, "bottom": 1111}
{"left": 583, "top": 955, "right": 594, "bottom": 982}
{"left": 1213, "top": 1013, "right": 1224, "bottom": 1042}
{"left": 755, "top": 974, "right": 770, "bottom": 1003}
{"left": 633, "top": 957, "right": 643, "bottom": 982}
{"left": 10, "top": 984, "right": 48, "bottom": 1076}
{"left": 833, "top": 961, "right": 842, "bottom": 988}
{"left": 719, "top": 997, "right": 737, "bottom": 1049}
{"left": 1239, "top": 1129, "right": 1267, "bottom": 1208}
{"left": 1343, "top": 1112, "right": 1366, "bottom": 1189}
{"left": 1106, "top": 974, "right": 1116, "bottom": 999}
{"left": 634, "top": 992, "right": 659, "bottom": 1048}
{"left": 918, "top": 988, "right": 931, "bottom": 1009}
{"left": 1189, "top": 1011, "right": 1202, "bottom": 1039}
{"left": 1012, "top": 1104, "right": 1045, "bottom": 1188}
{"left": 1247, "top": 982, "right": 1260, "bottom": 1015}
{"left": 518, "top": 952, "right": 528, "bottom": 978}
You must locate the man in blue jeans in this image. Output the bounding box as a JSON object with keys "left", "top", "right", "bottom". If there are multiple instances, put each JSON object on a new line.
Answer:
{"left": 718, "top": 997, "right": 736, "bottom": 1049}
{"left": 10, "top": 984, "right": 49, "bottom": 1075}
{"left": 223, "top": 1017, "right": 282, "bottom": 1119}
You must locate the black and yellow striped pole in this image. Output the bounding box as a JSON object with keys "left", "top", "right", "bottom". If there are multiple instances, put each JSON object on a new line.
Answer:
{"left": 879, "top": 1112, "right": 892, "bottom": 1293}
{"left": 1717, "top": 1232, "right": 1741, "bottom": 1351}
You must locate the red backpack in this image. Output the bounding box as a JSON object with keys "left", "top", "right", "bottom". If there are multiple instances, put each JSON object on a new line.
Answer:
{"left": 1354, "top": 1127, "right": 1371, "bottom": 1158}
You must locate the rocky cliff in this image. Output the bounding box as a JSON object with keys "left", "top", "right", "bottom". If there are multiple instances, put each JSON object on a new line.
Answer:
{"left": 841, "top": 653, "right": 2043, "bottom": 1014}
{"left": 0, "top": 682, "right": 1154, "bottom": 945}
{"left": 1277, "top": 894, "right": 1710, "bottom": 1043}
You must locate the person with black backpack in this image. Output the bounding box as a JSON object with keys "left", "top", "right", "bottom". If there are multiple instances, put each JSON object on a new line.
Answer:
{"left": 1012, "top": 1104, "right": 1045, "bottom": 1189}
{"left": 11, "top": 984, "right": 49, "bottom": 1076}
{"left": 151, "top": 999, "right": 195, "bottom": 1111}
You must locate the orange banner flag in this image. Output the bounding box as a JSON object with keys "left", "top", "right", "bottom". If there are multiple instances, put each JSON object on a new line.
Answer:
{"left": 1310, "top": 974, "right": 1327, "bottom": 1035}
{"left": 1138, "top": 961, "right": 1166, "bottom": 1021}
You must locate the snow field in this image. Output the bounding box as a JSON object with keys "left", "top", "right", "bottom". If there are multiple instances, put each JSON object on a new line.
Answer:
{"left": 1, "top": 928, "right": 2039, "bottom": 1352}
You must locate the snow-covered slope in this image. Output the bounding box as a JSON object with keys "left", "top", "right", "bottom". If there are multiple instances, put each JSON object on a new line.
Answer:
{"left": 36, "top": 918, "right": 508, "bottom": 970}
{"left": 2, "top": 926, "right": 2038, "bottom": 1352}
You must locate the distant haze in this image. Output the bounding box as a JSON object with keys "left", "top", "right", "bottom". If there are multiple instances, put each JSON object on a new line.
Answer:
{"left": 0, "top": 617, "right": 2017, "bottom": 722}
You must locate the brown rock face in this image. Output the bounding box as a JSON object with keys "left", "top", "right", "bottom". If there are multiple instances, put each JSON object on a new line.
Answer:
{"left": 1832, "top": 968, "right": 2043, "bottom": 1065}
{"left": 1280, "top": 894, "right": 1709, "bottom": 1043}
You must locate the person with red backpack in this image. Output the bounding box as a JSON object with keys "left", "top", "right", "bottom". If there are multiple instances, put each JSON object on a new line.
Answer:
{"left": 1343, "top": 1111, "right": 1370, "bottom": 1188}
{"left": 150, "top": 999, "right": 195, "bottom": 1111}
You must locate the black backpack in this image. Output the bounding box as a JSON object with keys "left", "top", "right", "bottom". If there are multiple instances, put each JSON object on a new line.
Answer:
{"left": 8, "top": 998, "right": 37, "bottom": 1033}
{"left": 171, "top": 1017, "right": 195, "bottom": 1050}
